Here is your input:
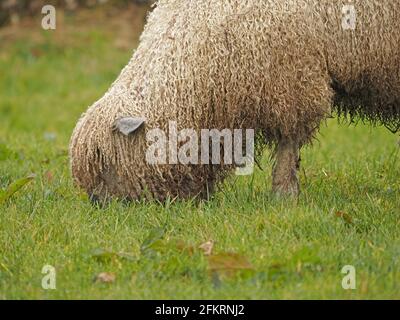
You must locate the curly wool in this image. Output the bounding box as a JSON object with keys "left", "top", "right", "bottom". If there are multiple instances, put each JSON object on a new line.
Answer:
{"left": 70, "top": 0, "right": 400, "bottom": 201}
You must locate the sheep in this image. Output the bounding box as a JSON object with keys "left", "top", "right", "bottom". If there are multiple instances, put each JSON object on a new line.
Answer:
{"left": 69, "top": 0, "right": 400, "bottom": 203}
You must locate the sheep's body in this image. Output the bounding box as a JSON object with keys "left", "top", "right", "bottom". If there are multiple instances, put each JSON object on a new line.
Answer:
{"left": 70, "top": 0, "right": 400, "bottom": 201}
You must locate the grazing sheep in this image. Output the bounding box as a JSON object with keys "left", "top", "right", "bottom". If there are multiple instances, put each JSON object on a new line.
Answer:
{"left": 70, "top": 0, "right": 400, "bottom": 202}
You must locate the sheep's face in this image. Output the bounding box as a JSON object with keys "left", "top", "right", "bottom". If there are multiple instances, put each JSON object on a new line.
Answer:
{"left": 86, "top": 116, "right": 149, "bottom": 203}
{"left": 107, "top": 116, "right": 217, "bottom": 201}
{"left": 89, "top": 116, "right": 254, "bottom": 202}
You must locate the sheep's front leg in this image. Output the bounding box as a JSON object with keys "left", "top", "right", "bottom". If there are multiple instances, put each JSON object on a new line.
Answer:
{"left": 272, "top": 137, "right": 300, "bottom": 196}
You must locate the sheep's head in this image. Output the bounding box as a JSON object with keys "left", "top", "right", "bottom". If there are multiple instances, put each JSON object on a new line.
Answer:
{"left": 70, "top": 88, "right": 255, "bottom": 203}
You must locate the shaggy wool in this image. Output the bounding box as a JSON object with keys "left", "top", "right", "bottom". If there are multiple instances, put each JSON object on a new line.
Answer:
{"left": 70, "top": 0, "right": 400, "bottom": 202}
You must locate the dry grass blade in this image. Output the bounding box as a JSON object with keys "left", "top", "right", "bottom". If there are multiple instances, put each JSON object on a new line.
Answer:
{"left": 199, "top": 240, "right": 214, "bottom": 256}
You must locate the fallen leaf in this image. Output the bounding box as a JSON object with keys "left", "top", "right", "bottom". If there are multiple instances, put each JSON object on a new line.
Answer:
{"left": 30, "top": 47, "right": 43, "bottom": 58}
{"left": 199, "top": 240, "right": 214, "bottom": 256}
{"left": 94, "top": 272, "right": 115, "bottom": 283}
{"left": 0, "top": 174, "right": 35, "bottom": 205}
{"left": 44, "top": 171, "right": 54, "bottom": 183}
{"left": 335, "top": 211, "right": 353, "bottom": 224}
{"left": 175, "top": 240, "right": 194, "bottom": 255}
{"left": 207, "top": 252, "right": 253, "bottom": 277}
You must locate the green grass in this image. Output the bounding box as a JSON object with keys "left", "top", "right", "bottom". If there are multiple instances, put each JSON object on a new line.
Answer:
{"left": 0, "top": 15, "right": 400, "bottom": 300}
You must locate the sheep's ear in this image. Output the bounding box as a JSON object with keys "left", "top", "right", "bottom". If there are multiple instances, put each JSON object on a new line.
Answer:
{"left": 113, "top": 117, "right": 146, "bottom": 136}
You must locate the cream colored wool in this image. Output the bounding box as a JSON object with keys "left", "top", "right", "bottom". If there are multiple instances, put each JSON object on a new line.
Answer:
{"left": 70, "top": 0, "right": 400, "bottom": 201}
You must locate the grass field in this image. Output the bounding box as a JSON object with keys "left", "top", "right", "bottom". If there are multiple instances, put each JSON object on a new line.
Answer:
{"left": 0, "top": 7, "right": 399, "bottom": 300}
